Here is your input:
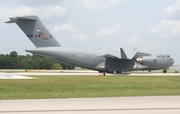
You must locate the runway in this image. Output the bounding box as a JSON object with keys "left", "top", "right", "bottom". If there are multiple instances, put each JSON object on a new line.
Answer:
{"left": 0, "top": 70, "right": 180, "bottom": 77}
{"left": 0, "top": 96, "right": 180, "bottom": 114}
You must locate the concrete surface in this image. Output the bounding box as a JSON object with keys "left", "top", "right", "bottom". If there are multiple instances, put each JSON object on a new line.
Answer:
{"left": 0, "top": 96, "right": 180, "bottom": 114}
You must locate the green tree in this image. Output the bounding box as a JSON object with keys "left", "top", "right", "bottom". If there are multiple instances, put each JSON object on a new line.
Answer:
{"left": 61, "top": 63, "right": 75, "bottom": 70}
{"left": 8, "top": 51, "right": 18, "bottom": 69}
{"left": 10, "top": 51, "right": 18, "bottom": 58}
{"left": 52, "top": 63, "right": 63, "bottom": 70}
{"left": 0, "top": 52, "right": 75, "bottom": 70}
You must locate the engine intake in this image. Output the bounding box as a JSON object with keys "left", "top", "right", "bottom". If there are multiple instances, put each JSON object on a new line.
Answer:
{"left": 136, "top": 57, "right": 143, "bottom": 64}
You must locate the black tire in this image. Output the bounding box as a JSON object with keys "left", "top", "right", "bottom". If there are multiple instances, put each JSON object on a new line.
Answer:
{"left": 103, "top": 72, "right": 106, "bottom": 76}
{"left": 163, "top": 70, "right": 167, "bottom": 73}
{"left": 116, "top": 71, "right": 122, "bottom": 73}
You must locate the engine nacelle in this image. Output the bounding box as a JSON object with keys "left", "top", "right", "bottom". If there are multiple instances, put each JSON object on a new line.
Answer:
{"left": 136, "top": 57, "right": 143, "bottom": 64}
{"left": 135, "top": 56, "right": 156, "bottom": 65}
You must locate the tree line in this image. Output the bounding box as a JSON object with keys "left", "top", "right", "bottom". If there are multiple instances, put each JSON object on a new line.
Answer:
{"left": 0, "top": 51, "right": 75, "bottom": 70}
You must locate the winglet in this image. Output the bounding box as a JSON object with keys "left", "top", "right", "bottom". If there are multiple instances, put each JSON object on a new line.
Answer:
{"left": 5, "top": 20, "right": 15, "bottom": 23}
{"left": 120, "top": 48, "right": 128, "bottom": 59}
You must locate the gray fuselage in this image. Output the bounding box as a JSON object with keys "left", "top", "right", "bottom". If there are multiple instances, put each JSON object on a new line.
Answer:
{"left": 26, "top": 47, "right": 174, "bottom": 73}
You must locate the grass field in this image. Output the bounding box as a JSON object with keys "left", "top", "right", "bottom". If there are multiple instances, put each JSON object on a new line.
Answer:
{"left": 0, "top": 76, "right": 180, "bottom": 100}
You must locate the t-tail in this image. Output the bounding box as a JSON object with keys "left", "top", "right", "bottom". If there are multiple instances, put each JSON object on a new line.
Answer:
{"left": 5, "top": 15, "right": 61, "bottom": 47}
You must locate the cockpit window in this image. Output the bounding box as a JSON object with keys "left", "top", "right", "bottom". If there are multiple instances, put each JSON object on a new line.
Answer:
{"left": 167, "top": 55, "right": 170, "bottom": 58}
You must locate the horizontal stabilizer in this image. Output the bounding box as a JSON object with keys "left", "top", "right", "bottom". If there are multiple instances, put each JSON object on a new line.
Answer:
{"left": 5, "top": 16, "right": 36, "bottom": 23}
{"left": 17, "top": 16, "right": 36, "bottom": 21}
{"left": 5, "top": 20, "right": 15, "bottom": 23}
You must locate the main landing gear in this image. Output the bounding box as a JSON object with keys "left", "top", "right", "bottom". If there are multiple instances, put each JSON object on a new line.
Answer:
{"left": 99, "top": 71, "right": 106, "bottom": 76}
{"left": 116, "top": 71, "right": 122, "bottom": 73}
{"left": 163, "top": 69, "right": 167, "bottom": 73}
{"left": 99, "top": 71, "right": 122, "bottom": 76}
{"left": 103, "top": 72, "right": 106, "bottom": 76}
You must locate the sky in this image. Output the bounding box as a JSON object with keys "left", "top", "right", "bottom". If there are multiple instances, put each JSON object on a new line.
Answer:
{"left": 0, "top": 0, "right": 180, "bottom": 63}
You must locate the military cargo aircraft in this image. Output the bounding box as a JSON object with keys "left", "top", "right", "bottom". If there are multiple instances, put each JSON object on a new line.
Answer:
{"left": 6, "top": 16, "right": 174, "bottom": 75}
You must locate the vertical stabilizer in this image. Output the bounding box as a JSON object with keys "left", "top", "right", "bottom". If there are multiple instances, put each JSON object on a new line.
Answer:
{"left": 6, "top": 16, "right": 61, "bottom": 47}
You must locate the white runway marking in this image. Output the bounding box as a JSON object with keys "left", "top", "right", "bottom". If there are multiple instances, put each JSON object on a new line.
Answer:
{"left": 0, "top": 73, "right": 37, "bottom": 79}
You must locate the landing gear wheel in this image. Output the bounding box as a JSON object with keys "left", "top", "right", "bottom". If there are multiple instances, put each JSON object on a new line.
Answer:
{"left": 116, "top": 71, "right": 122, "bottom": 73}
{"left": 163, "top": 70, "right": 167, "bottom": 73}
{"left": 103, "top": 72, "right": 106, "bottom": 76}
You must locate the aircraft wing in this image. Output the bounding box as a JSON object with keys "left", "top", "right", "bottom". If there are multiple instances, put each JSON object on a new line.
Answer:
{"left": 133, "top": 52, "right": 152, "bottom": 59}
{"left": 100, "top": 54, "right": 131, "bottom": 61}
{"left": 98, "top": 48, "right": 131, "bottom": 60}
{"left": 104, "top": 54, "right": 121, "bottom": 60}
{"left": 97, "top": 54, "right": 120, "bottom": 60}
{"left": 136, "top": 52, "right": 152, "bottom": 56}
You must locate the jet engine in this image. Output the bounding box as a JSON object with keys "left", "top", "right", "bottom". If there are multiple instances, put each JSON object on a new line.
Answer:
{"left": 135, "top": 56, "right": 156, "bottom": 65}
{"left": 136, "top": 57, "right": 143, "bottom": 64}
